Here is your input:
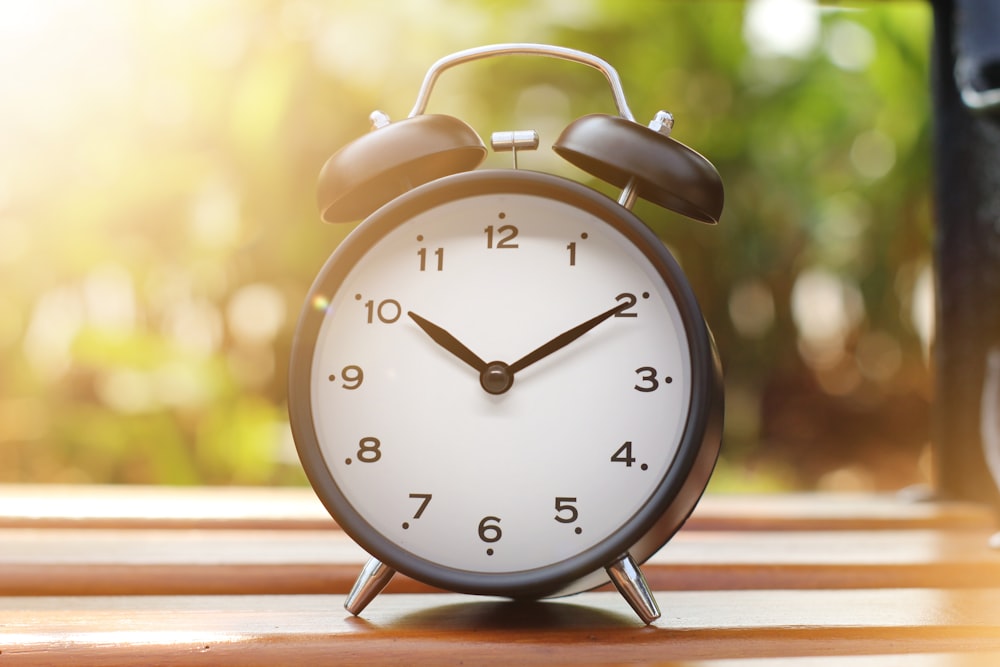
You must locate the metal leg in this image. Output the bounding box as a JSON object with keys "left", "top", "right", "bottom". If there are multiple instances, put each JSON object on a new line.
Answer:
{"left": 344, "top": 557, "right": 396, "bottom": 616}
{"left": 606, "top": 553, "right": 661, "bottom": 624}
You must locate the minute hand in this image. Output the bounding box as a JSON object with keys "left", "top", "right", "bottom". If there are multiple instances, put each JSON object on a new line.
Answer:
{"left": 508, "top": 301, "right": 629, "bottom": 374}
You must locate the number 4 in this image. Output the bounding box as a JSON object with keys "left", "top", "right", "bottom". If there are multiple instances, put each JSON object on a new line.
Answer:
{"left": 611, "top": 441, "right": 636, "bottom": 467}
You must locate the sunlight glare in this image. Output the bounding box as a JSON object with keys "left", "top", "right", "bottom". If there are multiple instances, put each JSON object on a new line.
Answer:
{"left": 23, "top": 286, "right": 84, "bottom": 381}
{"left": 744, "top": 0, "right": 821, "bottom": 59}
{"left": 728, "top": 279, "right": 776, "bottom": 339}
{"left": 910, "top": 263, "right": 936, "bottom": 359}
{"left": 791, "top": 268, "right": 865, "bottom": 367}
{"left": 190, "top": 179, "right": 242, "bottom": 250}
{"left": 0, "top": 0, "right": 135, "bottom": 133}
{"left": 164, "top": 298, "right": 223, "bottom": 357}
{"left": 226, "top": 283, "right": 287, "bottom": 345}
{"left": 825, "top": 19, "right": 876, "bottom": 71}
{"left": 82, "top": 264, "right": 137, "bottom": 336}
{"left": 850, "top": 129, "right": 897, "bottom": 181}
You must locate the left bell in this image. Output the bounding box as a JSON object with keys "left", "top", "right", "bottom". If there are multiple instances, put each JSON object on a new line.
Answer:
{"left": 317, "top": 113, "right": 487, "bottom": 222}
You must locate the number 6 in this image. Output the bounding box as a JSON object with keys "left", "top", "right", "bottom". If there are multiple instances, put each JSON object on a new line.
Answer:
{"left": 478, "top": 516, "right": 502, "bottom": 543}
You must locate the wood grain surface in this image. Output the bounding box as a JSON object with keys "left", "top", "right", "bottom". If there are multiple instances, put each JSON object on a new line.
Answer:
{"left": 0, "top": 485, "right": 992, "bottom": 530}
{"left": 1, "top": 590, "right": 1000, "bottom": 666}
{"left": 1, "top": 527, "right": 1000, "bottom": 596}
{"left": 1, "top": 485, "right": 998, "bottom": 665}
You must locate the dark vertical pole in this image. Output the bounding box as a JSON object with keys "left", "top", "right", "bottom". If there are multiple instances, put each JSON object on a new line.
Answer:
{"left": 930, "top": 0, "right": 1000, "bottom": 508}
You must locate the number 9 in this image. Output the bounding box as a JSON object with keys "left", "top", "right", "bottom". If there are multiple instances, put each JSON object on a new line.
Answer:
{"left": 341, "top": 365, "right": 364, "bottom": 389}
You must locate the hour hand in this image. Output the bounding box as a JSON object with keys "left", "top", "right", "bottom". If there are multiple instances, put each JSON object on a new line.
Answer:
{"left": 407, "top": 311, "right": 487, "bottom": 372}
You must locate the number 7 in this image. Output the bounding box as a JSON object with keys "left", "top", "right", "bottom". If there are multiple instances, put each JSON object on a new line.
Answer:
{"left": 409, "top": 493, "right": 432, "bottom": 519}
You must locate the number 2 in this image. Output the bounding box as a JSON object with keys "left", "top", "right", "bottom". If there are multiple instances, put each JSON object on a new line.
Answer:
{"left": 614, "top": 292, "right": 638, "bottom": 317}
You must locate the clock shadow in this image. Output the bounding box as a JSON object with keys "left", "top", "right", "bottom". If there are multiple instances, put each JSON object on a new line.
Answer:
{"left": 382, "top": 597, "right": 642, "bottom": 632}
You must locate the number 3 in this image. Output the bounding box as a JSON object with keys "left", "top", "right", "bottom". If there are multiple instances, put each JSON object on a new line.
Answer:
{"left": 634, "top": 366, "right": 659, "bottom": 392}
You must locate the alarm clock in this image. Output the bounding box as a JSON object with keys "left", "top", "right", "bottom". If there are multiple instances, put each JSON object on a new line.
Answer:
{"left": 289, "top": 44, "right": 724, "bottom": 624}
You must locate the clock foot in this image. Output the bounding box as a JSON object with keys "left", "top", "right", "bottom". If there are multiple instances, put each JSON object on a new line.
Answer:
{"left": 344, "top": 557, "right": 396, "bottom": 616}
{"left": 606, "top": 553, "right": 661, "bottom": 624}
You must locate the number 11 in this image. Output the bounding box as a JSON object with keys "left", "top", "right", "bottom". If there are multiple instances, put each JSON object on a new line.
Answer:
{"left": 418, "top": 247, "right": 444, "bottom": 271}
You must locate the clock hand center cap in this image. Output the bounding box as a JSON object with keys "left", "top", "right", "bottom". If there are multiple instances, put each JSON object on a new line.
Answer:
{"left": 480, "top": 361, "right": 514, "bottom": 395}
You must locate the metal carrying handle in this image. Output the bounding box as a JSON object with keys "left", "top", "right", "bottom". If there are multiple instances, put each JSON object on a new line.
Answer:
{"left": 407, "top": 43, "right": 636, "bottom": 122}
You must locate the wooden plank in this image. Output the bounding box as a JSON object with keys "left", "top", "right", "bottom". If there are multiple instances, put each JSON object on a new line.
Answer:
{"left": 0, "top": 485, "right": 993, "bottom": 531}
{"left": 0, "top": 528, "right": 384, "bottom": 596}
{"left": 2, "top": 527, "right": 999, "bottom": 596}
{"left": 0, "top": 590, "right": 998, "bottom": 666}
{"left": 0, "top": 485, "right": 335, "bottom": 530}
{"left": 690, "top": 492, "right": 997, "bottom": 531}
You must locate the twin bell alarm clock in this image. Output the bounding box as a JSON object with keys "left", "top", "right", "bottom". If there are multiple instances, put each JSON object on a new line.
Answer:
{"left": 288, "top": 44, "right": 724, "bottom": 624}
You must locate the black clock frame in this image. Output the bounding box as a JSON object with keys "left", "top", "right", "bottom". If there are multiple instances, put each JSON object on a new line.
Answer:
{"left": 289, "top": 168, "right": 723, "bottom": 600}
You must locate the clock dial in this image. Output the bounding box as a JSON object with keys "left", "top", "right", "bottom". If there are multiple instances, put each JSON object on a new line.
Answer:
{"left": 291, "top": 170, "right": 718, "bottom": 595}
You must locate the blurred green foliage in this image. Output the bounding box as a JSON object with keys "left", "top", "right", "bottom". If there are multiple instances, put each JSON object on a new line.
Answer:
{"left": 0, "top": 1, "right": 933, "bottom": 490}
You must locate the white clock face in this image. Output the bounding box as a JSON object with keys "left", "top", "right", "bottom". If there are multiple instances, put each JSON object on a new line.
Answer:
{"left": 301, "top": 174, "right": 695, "bottom": 577}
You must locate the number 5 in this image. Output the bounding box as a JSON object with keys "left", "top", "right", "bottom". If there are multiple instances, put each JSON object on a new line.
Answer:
{"left": 554, "top": 497, "right": 579, "bottom": 524}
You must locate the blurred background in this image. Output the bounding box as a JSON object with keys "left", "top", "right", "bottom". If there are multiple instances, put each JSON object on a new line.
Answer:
{"left": 0, "top": 0, "right": 934, "bottom": 492}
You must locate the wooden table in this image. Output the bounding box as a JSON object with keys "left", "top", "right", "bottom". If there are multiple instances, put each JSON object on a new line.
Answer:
{"left": 1, "top": 485, "right": 999, "bottom": 665}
